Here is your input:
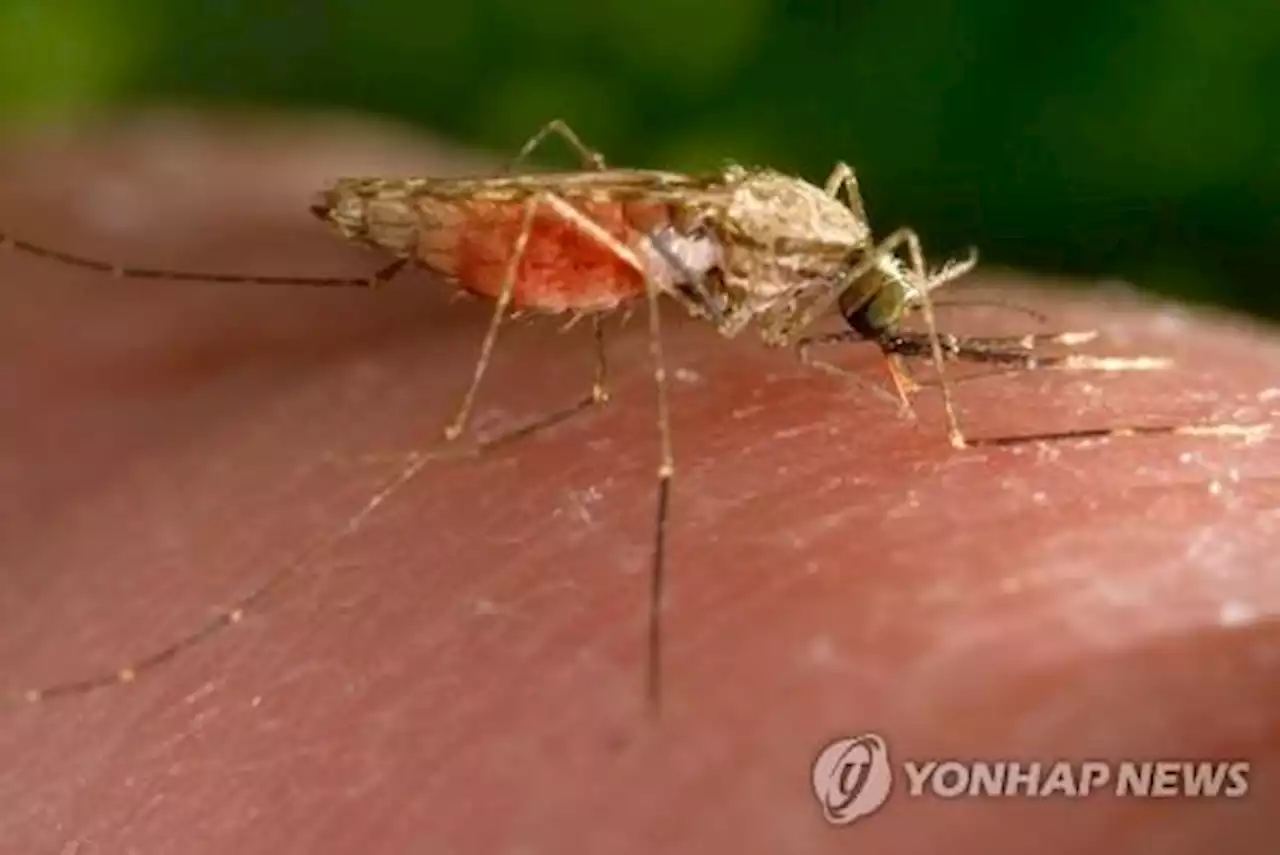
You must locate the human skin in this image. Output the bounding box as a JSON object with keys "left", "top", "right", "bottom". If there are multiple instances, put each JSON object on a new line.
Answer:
{"left": 0, "top": 114, "right": 1277, "bottom": 854}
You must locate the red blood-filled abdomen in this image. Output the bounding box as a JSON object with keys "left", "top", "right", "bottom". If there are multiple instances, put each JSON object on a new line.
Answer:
{"left": 421, "top": 199, "right": 666, "bottom": 313}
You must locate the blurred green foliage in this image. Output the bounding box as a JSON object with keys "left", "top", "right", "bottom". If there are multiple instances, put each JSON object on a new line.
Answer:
{"left": 0, "top": 0, "right": 1276, "bottom": 317}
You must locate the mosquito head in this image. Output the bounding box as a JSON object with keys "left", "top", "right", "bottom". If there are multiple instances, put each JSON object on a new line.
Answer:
{"left": 839, "top": 247, "right": 979, "bottom": 340}
{"left": 838, "top": 256, "right": 918, "bottom": 340}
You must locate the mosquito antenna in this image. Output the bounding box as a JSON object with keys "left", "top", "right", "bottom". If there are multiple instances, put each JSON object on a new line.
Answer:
{"left": 0, "top": 232, "right": 406, "bottom": 289}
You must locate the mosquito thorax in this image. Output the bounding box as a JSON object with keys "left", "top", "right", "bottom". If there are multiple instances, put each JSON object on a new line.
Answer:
{"left": 720, "top": 166, "right": 869, "bottom": 250}
{"left": 676, "top": 166, "right": 878, "bottom": 341}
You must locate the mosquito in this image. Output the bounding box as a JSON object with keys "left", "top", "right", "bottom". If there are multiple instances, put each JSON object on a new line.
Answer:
{"left": 3, "top": 120, "right": 1219, "bottom": 714}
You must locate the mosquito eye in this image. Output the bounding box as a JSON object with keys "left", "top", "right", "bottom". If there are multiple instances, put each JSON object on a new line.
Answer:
{"left": 842, "top": 284, "right": 905, "bottom": 339}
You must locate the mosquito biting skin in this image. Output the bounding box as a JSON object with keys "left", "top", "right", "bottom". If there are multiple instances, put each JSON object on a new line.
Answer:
{"left": 2, "top": 120, "right": 1235, "bottom": 715}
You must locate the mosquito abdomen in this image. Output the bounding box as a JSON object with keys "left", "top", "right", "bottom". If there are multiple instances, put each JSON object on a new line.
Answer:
{"left": 418, "top": 199, "right": 720, "bottom": 314}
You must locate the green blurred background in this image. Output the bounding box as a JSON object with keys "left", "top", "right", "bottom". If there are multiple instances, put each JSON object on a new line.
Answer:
{"left": 0, "top": 0, "right": 1275, "bottom": 317}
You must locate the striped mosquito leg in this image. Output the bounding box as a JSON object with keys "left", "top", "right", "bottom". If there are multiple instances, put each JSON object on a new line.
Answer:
{"left": 0, "top": 232, "right": 407, "bottom": 289}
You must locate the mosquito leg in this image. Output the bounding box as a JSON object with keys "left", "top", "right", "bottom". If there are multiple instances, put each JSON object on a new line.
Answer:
{"left": 442, "top": 196, "right": 544, "bottom": 441}
{"left": 822, "top": 161, "right": 869, "bottom": 224}
{"left": 796, "top": 325, "right": 923, "bottom": 418}
{"left": 361, "top": 190, "right": 672, "bottom": 712}
{"left": 11, "top": 268, "right": 612, "bottom": 707}
{"left": 883, "top": 353, "right": 921, "bottom": 414}
{"left": 8, "top": 411, "right": 572, "bottom": 707}
{"left": 505, "top": 119, "right": 608, "bottom": 172}
{"left": 640, "top": 238, "right": 672, "bottom": 718}
{"left": 0, "top": 233, "right": 403, "bottom": 289}
{"left": 486, "top": 192, "right": 672, "bottom": 714}
{"left": 501, "top": 122, "right": 612, "bottom": 415}
{"left": 895, "top": 230, "right": 966, "bottom": 448}
{"left": 452, "top": 315, "right": 612, "bottom": 450}
{"left": 795, "top": 340, "right": 906, "bottom": 412}
{"left": 480, "top": 315, "right": 613, "bottom": 442}
{"left": 365, "top": 258, "right": 409, "bottom": 288}
{"left": 590, "top": 316, "right": 611, "bottom": 404}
